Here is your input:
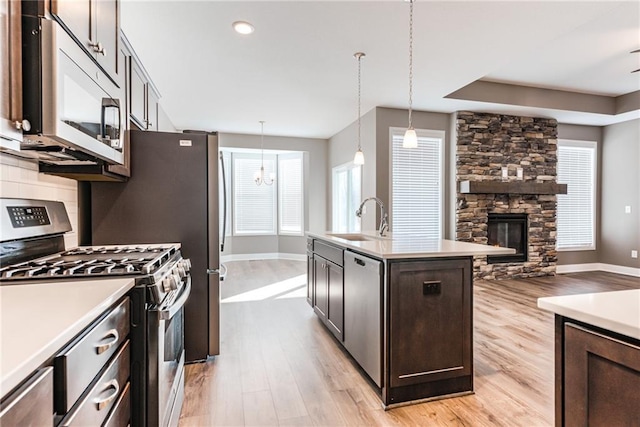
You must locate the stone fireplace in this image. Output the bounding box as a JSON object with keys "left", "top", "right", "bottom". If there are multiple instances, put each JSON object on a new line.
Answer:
{"left": 455, "top": 111, "right": 563, "bottom": 280}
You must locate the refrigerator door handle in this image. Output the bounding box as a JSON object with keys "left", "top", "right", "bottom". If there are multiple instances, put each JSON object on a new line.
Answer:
{"left": 219, "top": 151, "right": 227, "bottom": 252}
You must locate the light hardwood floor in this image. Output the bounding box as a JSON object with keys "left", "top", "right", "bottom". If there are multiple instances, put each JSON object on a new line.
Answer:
{"left": 179, "top": 260, "right": 640, "bottom": 427}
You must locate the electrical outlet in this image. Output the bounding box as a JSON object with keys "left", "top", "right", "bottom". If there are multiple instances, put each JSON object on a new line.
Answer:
{"left": 625, "top": 206, "right": 632, "bottom": 214}
{"left": 632, "top": 250, "right": 638, "bottom": 259}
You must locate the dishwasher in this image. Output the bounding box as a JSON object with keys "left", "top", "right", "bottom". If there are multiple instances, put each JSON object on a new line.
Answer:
{"left": 343, "top": 250, "right": 383, "bottom": 387}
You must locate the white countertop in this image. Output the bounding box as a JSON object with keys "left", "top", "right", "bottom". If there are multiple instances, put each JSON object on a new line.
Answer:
{"left": 307, "top": 231, "right": 515, "bottom": 259}
{"left": 0, "top": 278, "right": 135, "bottom": 399}
{"left": 538, "top": 289, "right": 640, "bottom": 340}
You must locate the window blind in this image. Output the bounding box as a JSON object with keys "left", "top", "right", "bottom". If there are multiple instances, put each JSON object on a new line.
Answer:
{"left": 390, "top": 129, "right": 443, "bottom": 238}
{"left": 557, "top": 141, "right": 596, "bottom": 250}
{"left": 219, "top": 150, "right": 232, "bottom": 238}
{"left": 278, "top": 154, "right": 303, "bottom": 235}
{"left": 233, "top": 154, "right": 276, "bottom": 235}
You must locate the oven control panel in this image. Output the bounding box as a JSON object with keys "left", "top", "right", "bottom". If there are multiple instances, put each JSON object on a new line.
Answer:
{"left": 7, "top": 206, "right": 51, "bottom": 228}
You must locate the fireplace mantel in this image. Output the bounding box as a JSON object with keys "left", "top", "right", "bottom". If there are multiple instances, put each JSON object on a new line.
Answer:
{"left": 459, "top": 180, "right": 567, "bottom": 195}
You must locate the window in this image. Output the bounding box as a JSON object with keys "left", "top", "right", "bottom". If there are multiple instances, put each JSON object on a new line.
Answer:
{"left": 229, "top": 150, "right": 304, "bottom": 236}
{"left": 557, "top": 140, "right": 596, "bottom": 250}
{"left": 278, "top": 154, "right": 304, "bottom": 235}
{"left": 332, "top": 162, "right": 362, "bottom": 233}
{"left": 219, "top": 150, "right": 232, "bottom": 238}
{"left": 233, "top": 153, "right": 277, "bottom": 235}
{"left": 390, "top": 128, "right": 444, "bottom": 238}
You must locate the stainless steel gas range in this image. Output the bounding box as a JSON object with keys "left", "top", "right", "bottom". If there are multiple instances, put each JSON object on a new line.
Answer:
{"left": 0, "top": 198, "right": 189, "bottom": 427}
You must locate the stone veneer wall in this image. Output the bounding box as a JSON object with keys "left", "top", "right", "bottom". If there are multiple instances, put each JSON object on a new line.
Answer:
{"left": 456, "top": 111, "right": 559, "bottom": 280}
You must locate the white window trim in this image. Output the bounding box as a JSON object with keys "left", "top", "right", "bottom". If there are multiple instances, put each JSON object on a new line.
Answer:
{"left": 557, "top": 139, "right": 597, "bottom": 252}
{"left": 388, "top": 127, "right": 445, "bottom": 238}
{"left": 332, "top": 161, "right": 362, "bottom": 233}
{"left": 278, "top": 152, "right": 305, "bottom": 236}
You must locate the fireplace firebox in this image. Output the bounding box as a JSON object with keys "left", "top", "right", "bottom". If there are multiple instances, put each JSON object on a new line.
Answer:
{"left": 487, "top": 213, "right": 528, "bottom": 264}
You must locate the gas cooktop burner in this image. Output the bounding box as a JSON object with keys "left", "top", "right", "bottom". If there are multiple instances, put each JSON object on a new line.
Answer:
{"left": 0, "top": 245, "right": 179, "bottom": 281}
{"left": 62, "top": 246, "right": 172, "bottom": 256}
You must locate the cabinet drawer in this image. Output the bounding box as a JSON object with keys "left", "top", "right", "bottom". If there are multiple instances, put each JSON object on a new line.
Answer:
{"left": 102, "top": 381, "right": 130, "bottom": 427}
{"left": 55, "top": 297, "right": 130, "bottom": 413}
{"left": 0, "top": 367, "right": 53, "bottom": 426}
{"left": 60, "top": 340, "right": 130, "bottom": 427}
{"left": 313, "top": 240, "right": 343, "bottom": 266}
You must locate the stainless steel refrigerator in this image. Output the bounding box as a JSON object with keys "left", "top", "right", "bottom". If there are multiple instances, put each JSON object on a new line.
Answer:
{"left": 85, "top": 130, "right": 221, "bottom": 362}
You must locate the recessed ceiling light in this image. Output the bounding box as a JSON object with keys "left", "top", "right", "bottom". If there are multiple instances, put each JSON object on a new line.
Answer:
{"left": 233, "top": 21, "right": 254, "bottom": 35}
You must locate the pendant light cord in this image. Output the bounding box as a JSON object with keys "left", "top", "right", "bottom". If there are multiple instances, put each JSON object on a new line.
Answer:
{"left": 408, "top": 0, "right": 414, "bottom": 130}
{"left": 260, "top": 120, "right": 265, "bottom": 168}
{"left": 357, "top": 54, "right": 362, "bottom": 151}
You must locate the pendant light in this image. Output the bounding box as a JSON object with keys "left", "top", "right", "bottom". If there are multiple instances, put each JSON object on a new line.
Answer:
{"left": 403, "top": 0, "right": 418, "bottom": 148}
{"left": 254, "top": 120, "right": 275, "bottom": 186}
{"left": 353, "top": 52, "right": 366, "bottom": 165}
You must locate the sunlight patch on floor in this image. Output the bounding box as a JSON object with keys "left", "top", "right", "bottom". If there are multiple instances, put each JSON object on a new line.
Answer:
{"left": 221, "top": 274, "right": 307, "bottom": 303}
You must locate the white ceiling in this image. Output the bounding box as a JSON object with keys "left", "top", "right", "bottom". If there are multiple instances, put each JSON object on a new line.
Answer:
{"left": 121, "top": 0, "right": 640, "bottom": 139}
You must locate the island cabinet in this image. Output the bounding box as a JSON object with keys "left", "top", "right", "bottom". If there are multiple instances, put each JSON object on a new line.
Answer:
{"left": 555, "top": 319, "right": 640, "bottom": 427}
{"left": 384, "top": 257, "right": 473, "bottom": 405}
{"left": 312, "top": 240, "right": 344, "bottom": 341}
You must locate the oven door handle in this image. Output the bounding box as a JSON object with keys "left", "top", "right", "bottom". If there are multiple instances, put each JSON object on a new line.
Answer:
{"left": 155, "top": 275, "right": 192, "bottom": 321}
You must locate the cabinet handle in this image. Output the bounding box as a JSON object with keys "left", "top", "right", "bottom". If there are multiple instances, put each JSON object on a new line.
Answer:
{"left": 423, "top": 281, "right": 442, "bottom": 296}
{"left": 354, "top": 258, "right": 366, "bottom": 267}
{"left": 14, "top": 119, "right": 31, "bottom": 131}
{"left": 94, "top": 379, "right": 120, "bottom": 410}
{"left": 95, "top": 329, "right": 119, "bottom": 354}
{"left": 88, "top": 40, "right": 106, "bottom": 56}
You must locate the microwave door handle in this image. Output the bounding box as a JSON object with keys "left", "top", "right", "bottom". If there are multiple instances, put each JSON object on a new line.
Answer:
{"left": 101, "top": 98, "right": 121, "bottom": 142}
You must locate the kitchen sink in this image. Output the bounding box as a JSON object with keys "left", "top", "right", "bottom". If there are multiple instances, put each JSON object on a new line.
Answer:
{"left": 327, "top": 233, "right": 372, "bottom": 241}
{"left": 326, "top": 233, "right": 387, "bottom": 242}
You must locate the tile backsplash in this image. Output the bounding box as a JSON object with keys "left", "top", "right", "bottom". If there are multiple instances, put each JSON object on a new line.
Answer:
{"left": 0, "top": 153, "right": 78, "bottom": 248}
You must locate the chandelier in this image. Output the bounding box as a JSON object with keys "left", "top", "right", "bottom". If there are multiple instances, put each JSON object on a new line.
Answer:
{"left": 254, "top": 120, "right": 275, "bottom": 186}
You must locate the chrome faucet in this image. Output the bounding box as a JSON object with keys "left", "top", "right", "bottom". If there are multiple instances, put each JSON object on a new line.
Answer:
{"left": 356, "top": 197, "right": 389, "bottom": 236}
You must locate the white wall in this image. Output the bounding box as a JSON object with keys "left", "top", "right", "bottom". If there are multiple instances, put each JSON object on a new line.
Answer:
{"left": 0, "top": 154, "right": 78, "bottom": 247}
{"left": 219, "top": 132, "right": 327, "bottom": 257}
{"left": 600, "top": 119, "right": 640, "bottom": 269}
{"left": 327, "top": 108, "right": 377, "bottom": 231}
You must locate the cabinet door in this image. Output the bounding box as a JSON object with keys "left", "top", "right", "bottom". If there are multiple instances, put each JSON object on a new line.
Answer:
{"left": 0, "top": 0, "right": 23, "bottom": 143}
{"left": 93, "top": 0, "right": 118, "bottom": 80}
{"left": 51, "top": 0, "right": 91, "bottom": 49}
{"left": 157, "top": 104, "right": 176, "bottom": 132}
{"left": 389, "top": 259, "right": 472, "bottom": 387}
{"left": 130, "top": 61, "right": 146, "bottom": 129}
{"left": 0, "top": 367, "right": 53, "bottom": 426}
{"left": 146, "top": 88, "right": 159, "bottom": 131}
{"left": 313, "top": 255, "right": 328, "bottom": 320}
{"left": 564, "top": 323, "right": 640, "bottom": 427}
{"left": 306, "top": 253, "right": 314, "bottom": 307}
{"left": 326, "top": 262, "right": 344, "bottom": 341}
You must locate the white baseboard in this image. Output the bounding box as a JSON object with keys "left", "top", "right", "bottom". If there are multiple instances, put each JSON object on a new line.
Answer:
{"left": 557, "top": 263, "right": 640, "bottom": 277}
{"left": 221, "top": 252, "right": 306, "bottom": 263}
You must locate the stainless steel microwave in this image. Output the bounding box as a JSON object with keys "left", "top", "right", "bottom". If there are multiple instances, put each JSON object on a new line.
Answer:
{"left": 20, "top": 16, "right": 125, "bottom": 166}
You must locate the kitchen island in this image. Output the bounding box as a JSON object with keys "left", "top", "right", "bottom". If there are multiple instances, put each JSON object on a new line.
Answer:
{"left": 538, "top": 290, "right": 640, "bottom": 426}
{"left": 306, "top": 231, "right": 514, "bottom": 407}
